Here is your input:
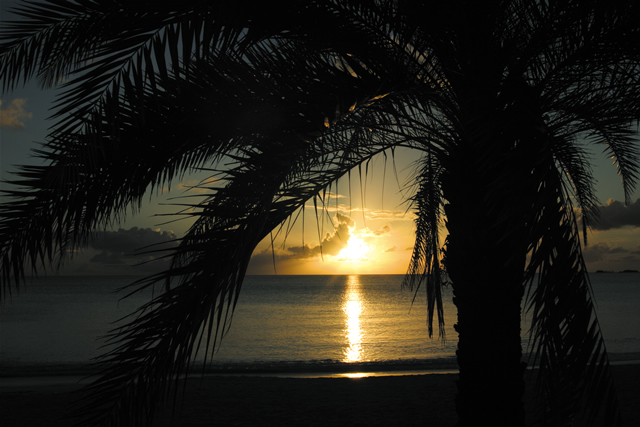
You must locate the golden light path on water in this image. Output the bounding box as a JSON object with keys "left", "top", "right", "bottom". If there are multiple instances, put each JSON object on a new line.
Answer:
{"left": 343, "top": 275, "right": 365, "bottom": 362}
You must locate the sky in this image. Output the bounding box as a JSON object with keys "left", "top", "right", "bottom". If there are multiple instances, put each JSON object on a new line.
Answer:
{"left": 1, "top": 3, "right": 639, "bottom": 276}
{"left": 2, "top": 77, "right": 639, "bottom": 276}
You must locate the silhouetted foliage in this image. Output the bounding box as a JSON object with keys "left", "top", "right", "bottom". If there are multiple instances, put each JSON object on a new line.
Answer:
{"left": 1, "top": 1, "right": 639, "bottom": 426}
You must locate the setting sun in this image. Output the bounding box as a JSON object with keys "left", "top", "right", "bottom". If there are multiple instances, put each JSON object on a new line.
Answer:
{"left": 336, "top": 237, "right": 373, "bottom": 262}
{"left": 246, "top": 211, "right": 411, "bottom": 275}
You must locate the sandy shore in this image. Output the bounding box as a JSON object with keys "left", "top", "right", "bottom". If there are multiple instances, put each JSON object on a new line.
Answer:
{"left": 1, "top": 365, "right": 638, "bottom": 426}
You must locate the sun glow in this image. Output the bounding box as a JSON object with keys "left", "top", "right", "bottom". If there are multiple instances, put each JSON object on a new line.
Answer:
{"left": 337, "top": 237, "right": 373, "bottom": 262}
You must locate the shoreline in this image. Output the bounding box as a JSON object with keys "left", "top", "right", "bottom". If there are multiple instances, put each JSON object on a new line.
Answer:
{"left": 0, "top": 357, "right": 463, "bottom": 379}
{"left": 1, "top": 364, "right": 638, "bottom": 426}
{"left": 0, "top": 368, "right": 460, "bottom": 393}
{"left": 2, "top": 354, "right": 638, "bottom": 383}
{"left": 3, "top": 359, "right": 640, "bottom": 388}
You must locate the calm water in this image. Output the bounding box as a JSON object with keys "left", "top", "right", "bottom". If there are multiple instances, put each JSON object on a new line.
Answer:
{"left": 1, "top": 274, "right": 638, "bottom": 373}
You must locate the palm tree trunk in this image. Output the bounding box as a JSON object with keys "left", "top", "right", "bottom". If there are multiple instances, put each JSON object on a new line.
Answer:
{"left": 449, "top": 253, "right": 527, "bottom": 426}
{"left": 442, "top": 143, "right": 531, "bottom": 426}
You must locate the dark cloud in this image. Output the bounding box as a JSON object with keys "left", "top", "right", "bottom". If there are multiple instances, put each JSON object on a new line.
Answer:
{"left": 286, "top": 244, "right": 319, "bottom": 259}
{"left": 592, "top": 198, "right": 640, "bottom": 230}
{"left": 89, "top": 227, "right": 177, "bottom": 264}
{"left": 90, "top": 251, "right": 126, "bottom": 264}
{"left": 582, "top": 242, "right": 628, "bottom": 263}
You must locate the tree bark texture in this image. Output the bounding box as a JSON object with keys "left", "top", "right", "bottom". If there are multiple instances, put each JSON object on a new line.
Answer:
{"left": 441, "top": 128, "right": 541, "bottom": 426}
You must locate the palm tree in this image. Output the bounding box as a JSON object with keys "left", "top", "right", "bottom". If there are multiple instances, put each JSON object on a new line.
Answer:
{"left": 1, "top": 1, "right": 639, "bottom": 426}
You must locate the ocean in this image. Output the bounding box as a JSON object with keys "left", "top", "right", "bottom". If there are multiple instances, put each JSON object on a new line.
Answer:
{"left": 1, "top": 274, "right": 638, "bottom": 375}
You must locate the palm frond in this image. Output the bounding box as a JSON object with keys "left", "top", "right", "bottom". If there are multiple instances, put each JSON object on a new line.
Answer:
{"left": 0, "top": 16, "right": 398, "bottom": 291}
{"left": 402, "top": 150, "right": 446, "bottom": 338}
{"left": 1, "top": 1, "right": 301, "bottom": 134}
{"left": 525, "top": 161, "right": 620, "bottom": 426}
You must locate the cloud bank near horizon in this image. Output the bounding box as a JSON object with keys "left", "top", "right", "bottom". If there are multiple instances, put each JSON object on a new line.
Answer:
{"left": 88, "top": 227, "right": 178, "bottom": 265}
{"left": 592, "top": 198, "right": 640, "bottom": 230}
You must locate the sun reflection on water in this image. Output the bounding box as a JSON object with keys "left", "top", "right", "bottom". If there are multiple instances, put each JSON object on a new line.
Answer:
{"left": 343, "top": 275, "right": 365, "bottom": 362}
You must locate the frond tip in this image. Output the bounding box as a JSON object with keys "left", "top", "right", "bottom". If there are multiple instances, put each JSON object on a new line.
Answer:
{"left": 403, "top": 151, "right": 446, "bottom": 339}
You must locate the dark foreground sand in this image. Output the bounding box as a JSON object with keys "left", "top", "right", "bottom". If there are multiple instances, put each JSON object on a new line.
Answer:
{"left": 1, "top": 365, "right": 638, "bottom": 426}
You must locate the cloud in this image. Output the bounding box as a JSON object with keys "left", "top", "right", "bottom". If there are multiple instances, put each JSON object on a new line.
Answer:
{"left": 335, "top": 212, "right": 355, "bottom": 228}
{"left": 365, "top": 209, "right": 409, "bottom": 221}
{"left": 592, "top": 198, "right": 640, "bottom": 230}
{"left": 162, "top": 178, "right": 219, "bottom": 195}
{"left": 285, "top": 244, "right": 320, "bottom": 259}
{"left": 384, "top": 246, "right": 397, "bottom": 252}
{"left": 249, "top": 213, "right": 398, "bottom": 271}
{"left": 373, "top": 224, "right": 391, "bottom": 236}
{"left": 88, "top": 227, "right": 177, "bottom": 264}
{"left": 582, "top": 242, "right": 628, "bottom": 263}
{"left": 90, "top": 251, "right": 128, "bottom": 265}
{"left": 317, "top": 191, "right": 346, "bottom": 201}
{"left": 302, "top": 193, "right": 348, "bottom": 211}
{"left": 352, "top": 224, "right": 393, "bottom": 238}
{"left": 303, "top": 205, "right": 411, "bottom": 222}
{"left": 0, "top": 99, "right": 33, "bottom": 129}
{"left": 286, "top": 213, "right": 353, "bottom": 258}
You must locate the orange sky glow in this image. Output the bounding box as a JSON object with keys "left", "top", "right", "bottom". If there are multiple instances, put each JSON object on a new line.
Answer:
{"left": 2, "top": 86, "right": 639, "bottom": 275}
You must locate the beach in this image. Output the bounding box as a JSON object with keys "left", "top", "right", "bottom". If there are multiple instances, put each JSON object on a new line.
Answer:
{"left": 1, "top": 364, "right": 638, "bottom": 426}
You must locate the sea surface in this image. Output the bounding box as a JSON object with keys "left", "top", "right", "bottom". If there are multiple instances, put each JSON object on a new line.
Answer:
{"left": 1, "top": 274, "right": 638, "bottom": 375}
